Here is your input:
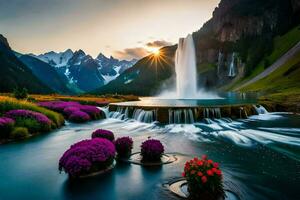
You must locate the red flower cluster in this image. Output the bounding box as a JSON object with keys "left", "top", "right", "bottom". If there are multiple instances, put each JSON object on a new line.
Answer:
{"left": 182, "top": 155, "right": 222, "bottom": 184}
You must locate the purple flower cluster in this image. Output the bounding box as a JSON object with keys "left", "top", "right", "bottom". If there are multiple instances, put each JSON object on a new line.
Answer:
{"left": 69, "top": 111, "right": 91, "bottom": 123}
{"left": 92, "top": 129, "right": 115, "bottom": 142}
{"left": 141, "top": 139, "right": 164, "bottom": 161}
{"left": 59, "top": 138, "right": 116, "bottom": 177}
{"left": 38, "top": 101, "right": 81, "bottom": 112}
{"left": 5, "top": 109, "right": 51, "bottom": 125}
{"left": 0, "top": 117, "right": 15, "bottom": 138}
{"left": 115, "top": 137, "right": 133, "bottom": 158}
{"left": 79, "top": 105, "right": 101, "bottom": 119}
{"left": 0, "top": 117, "right": 15, "bottom": 126}
{"left": 38, "top": 101, "right": 103, "bottom": 122}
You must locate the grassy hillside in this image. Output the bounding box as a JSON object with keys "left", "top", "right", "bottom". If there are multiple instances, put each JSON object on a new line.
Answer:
{"left": 228, "top": 25, "right": 300, "bottom": 90}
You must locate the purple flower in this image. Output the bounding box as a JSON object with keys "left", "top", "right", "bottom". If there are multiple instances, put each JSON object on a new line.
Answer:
{"left": 115, "top": 137, "right": 133, "bottom": 158}
{"left": 79, "top": 105, "right": 101, "bottom": 119}
{"left": 68, "top": 111, "right": 90, "bottom": 123}
{"left": 5, "top": 109, "right": 51, "bottom": 125}
{"left": 63, "top": 106, "right": 80, "bottom": 116}
{"left": 38, "top": 101, "right": 81, "bottom": 112}
{"left": 59, "top": 138, "right": 116, "bottom": 177}
{"left": 91, "top": 129, "right": 115, "bottom": 142}
{"left": 0, "top": 117, "right": 15, "bottom": 126}
{"left": 141, "top": 139, "right": 164, "bottom": 161}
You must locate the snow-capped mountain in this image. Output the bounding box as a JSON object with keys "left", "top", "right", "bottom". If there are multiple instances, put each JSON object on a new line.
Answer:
{"left": 30, "top": 49, "right": 137, "bottom": 92}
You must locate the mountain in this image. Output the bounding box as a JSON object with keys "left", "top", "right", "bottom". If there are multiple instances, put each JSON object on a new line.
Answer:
{"left": 0, "top": 34, "right": 53, "bottom": 94}
{"left": 94, "top": 0, "right": 300, "bottom": 95}
{"left": 18, "top": 55, "right": 71, "bottom": 94}
{"left": 32, "top": 50, "right": 137, "bottom": 92}
{"left": 93, "top": 46, "right": 176, "bottom": 95}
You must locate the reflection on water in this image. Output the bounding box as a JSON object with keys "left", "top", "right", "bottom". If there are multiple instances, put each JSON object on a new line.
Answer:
{"left": 0, "top": 113, "right": 299, "bottom": 199}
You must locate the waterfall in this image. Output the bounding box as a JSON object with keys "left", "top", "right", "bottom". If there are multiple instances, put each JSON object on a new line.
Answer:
{"left": 217, "top": 51, "right": 223, "bottom": 75}
{"left": 98, "top": 106, "right": 109, "bottom": 118}
{"left": 254, "top": 105, "right": 268, "bottom": 114}
{"left": 169, "top": 109, "right": 195, "bottom": 124}
{"left": 132, "top": 109, "right": 155, "bottom": 123}
{"left": 175, "top": 34, "right": 197, "bottom": 98}
{"left": 228, "top": 52, "right": 236, "bottom": 77}
{"left": 203, "top": 108, "right": 222, "bottom": 118}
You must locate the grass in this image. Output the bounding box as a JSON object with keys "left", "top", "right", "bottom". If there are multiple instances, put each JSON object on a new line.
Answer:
{"left": 28, "top": 94, "right": 139, "bottom": 105}
{"left": 239, "top": 51, "right": 300, "bottom": 112}
{"left": 240, "top": 51, "right": 300, "bottom": 93}
{"left": 230, "top": 25, "right": 300, "bottom": 90}
{"left": 0, "top": 96, "right": 64, "bottom": 128}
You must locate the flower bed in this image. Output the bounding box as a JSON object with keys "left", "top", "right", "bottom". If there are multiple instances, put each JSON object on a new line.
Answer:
{"left": 182, "top": 155, "right": 225, "bottom": 199}
{"left": 91, "top": 129, "right": 115, "bottom": 142}
{"left": 69, "top": 111, "right": 91, "bottom": 123}
{"left": 59, "top": 138, "right": 116, "bottom": 178}
{"left": 38, "top": 101, "right": 104, "bottom": 123}
{"left": 0, "top": 117, "right": 15, "bottom": 139}
{"left": 5, "top": 109, "right": 52, "bottom": 132}
{"left": 115, "top": 136, "right": 133, "bottom": 158}
{"left": 141, "top": 139, "right": 164, "bottom": 161}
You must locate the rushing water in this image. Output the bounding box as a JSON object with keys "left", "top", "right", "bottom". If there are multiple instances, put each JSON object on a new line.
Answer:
{"left": 175, "top": 34, "right": 197, "bottom": 99}
{"left": 0, "top": 111, "right": 299, "bottom": 200}
{"left": 228, "top": 52, "right": 236, "bottom": 77}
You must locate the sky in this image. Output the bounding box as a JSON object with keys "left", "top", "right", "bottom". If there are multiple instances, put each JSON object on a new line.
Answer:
{"left": 0, "top": 0, "right": 220, "bottom": 60}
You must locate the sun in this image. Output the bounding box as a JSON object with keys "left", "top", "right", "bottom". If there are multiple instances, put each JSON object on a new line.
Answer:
{"left": 148, "top": 47, "right": 160, "bottom": 56}
{"left": 152, "top": 48, "right": 160, "bottom": 56}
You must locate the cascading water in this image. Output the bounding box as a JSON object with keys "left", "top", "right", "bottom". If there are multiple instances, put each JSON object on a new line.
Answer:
{"left": 169, "top": 109, "right": 195, "bottom": 124}
{"left": 228, "top": 52, "right": 236, "bottom": 77}
{"left": 175, "top": 34, "right": 197, "bottom": 98}
{"left": 254, "top": 105, "right": 268, "bottom": 114}
{"left": 132, "top": 109, "right": 156, "bottom": 123}
{"left": 203, "top": 108, "right": 222, "bottom": 118}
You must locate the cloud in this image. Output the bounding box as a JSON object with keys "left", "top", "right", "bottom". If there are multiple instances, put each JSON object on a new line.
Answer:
{"left": 146, "top": 40, "right": 173, "bottom": 48}
{"left": 114, "top": 47, "right": 150, "bottom": 60}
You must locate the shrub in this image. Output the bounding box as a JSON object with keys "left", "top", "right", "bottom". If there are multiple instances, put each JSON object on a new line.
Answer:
{"left": 0, "top": 97, "right": 64, "bottom": 128}
{"left": 38, "top": 101, "right": 81, "bottom": 112}
{"left": 91, "top": 129, "right": 115, "bottom": 141}
{"left": 182, "top": 155, "right": 224, "bottom": 200}
{"left": 5, "top": 109, "right": 51, "bottom": 132}
{"left": 63, "top": 106, "right": 80, "bottom": 116}
{"left": 79, "top": 105, "right": 102, "bottom": 119}
{"left": 0, "top": 117, "right": 15, "bottom": 139}
{"left": 115, "top": 137, "right": 133, "bottom": 158}
{"left": 10, "top": 127, "right": 30, "bottom": 140}
{"left": 13, "top": 87, "right": 28, "bottom": 100}
{"left": 59, "top": 138, "right": 116, "bottom": 177}
{"left": 141, "top": 139, "right": 164, "bottom": 161}
{"left": 68, "top": 111, "right": 90, "bottom": 123}
{"left": 38, "top": 101, "right": 103, "bottom": 122}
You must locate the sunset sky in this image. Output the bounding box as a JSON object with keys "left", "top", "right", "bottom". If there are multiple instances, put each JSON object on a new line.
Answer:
{"left": 0, "top": 0, "right": 220, "bottom": 60}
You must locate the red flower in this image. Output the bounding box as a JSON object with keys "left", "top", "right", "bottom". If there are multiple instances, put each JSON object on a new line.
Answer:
{"left": 216, "top": 170, "right": 222, "bottom": 176}
{"left": 208, "top": 159, "right": 213, "bottom": 164}
{"left": 193, "top": 157, "right": 198, "bottom": 161}
{"left": 197, "top": 160, "right": 203, "bottom": 166}
{"left": 202, "top": 155, "right": 207, "bottom": 160}
{"left": 201, "top": 176, "right": 207, "bottom": 183}
{"left": 182, "top": 172, "right": 186, "bottom": 177}
{"left": 213, "top": 162, "right": 219, "bottom": 168}
{"left": 191, "top": 170, "right": 196, "bottom": 175}
{"left": 212, "top": 168, "right": 218, "bottom": 173}
{"left": 197, "top": 171, "right": 203, "bottom": 177}
{"left": 207, "top": 170, "right": 214, "bottom": 176}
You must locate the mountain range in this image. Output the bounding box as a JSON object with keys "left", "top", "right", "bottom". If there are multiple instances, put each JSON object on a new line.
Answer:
{"left": 96, "top": 0, "right": 300, "bottom": 96}
{"left": 0, "top": 35, "right": 137, "bottom": 94}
